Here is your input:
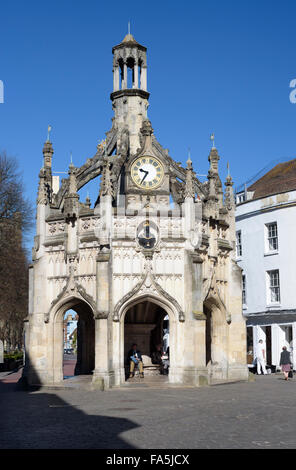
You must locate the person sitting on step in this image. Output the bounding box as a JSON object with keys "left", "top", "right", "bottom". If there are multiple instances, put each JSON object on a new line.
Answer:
{"left": 128, "top": 343, "right": 144, "bottom": 378}
{"left": 151, "top": 344, "right": 165, "bottom": 374}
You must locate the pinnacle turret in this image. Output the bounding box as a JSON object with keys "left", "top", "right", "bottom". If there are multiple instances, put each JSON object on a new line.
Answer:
{"left": 184, "top": 154, "right": 195, "bottom": 199}
{"left": 99, "top": 161, "right": 114, "bottom": 199}
{"left": 224, "top": 163, "right": 234, "bottom": 210}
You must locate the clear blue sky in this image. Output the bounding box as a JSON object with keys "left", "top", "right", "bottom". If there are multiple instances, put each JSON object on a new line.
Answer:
{"left": 1, "top": 0, "right": 296, "bottom": 247}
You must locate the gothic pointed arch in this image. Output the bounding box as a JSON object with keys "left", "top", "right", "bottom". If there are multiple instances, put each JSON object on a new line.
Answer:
{"left": 45, "top": 274, "right": 97, "bottom": 323}
{"left": 112, "top": 265, "right": 185, "bottom": 322}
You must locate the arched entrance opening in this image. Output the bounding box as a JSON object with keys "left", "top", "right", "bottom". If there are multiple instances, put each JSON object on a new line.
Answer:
{"left": 53, "top": 298, "right": 95, "bottom": 382}
{"left": 63, "top": 310, "right": 78, "bottom": 378}
{"left": 124, "top": 300, "right": 170, "bottom": 380}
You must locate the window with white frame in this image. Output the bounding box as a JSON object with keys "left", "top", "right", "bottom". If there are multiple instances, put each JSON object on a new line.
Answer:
{"left": 267, "top": 269, "right": 280, "bottom": 304}
{"left": 242, "top": 274, "right": 246, "bottom": 305}
{"left": 236, "top": 193, "right": 245, "bottom": 204}
{"left": 266, "top": 222, "right": 278, "bottom": 252}
{"left": 236, "top": 230, "right": 242, "bottom": 257}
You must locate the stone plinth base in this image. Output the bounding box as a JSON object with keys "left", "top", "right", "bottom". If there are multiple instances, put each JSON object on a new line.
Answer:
{"left": 92, "top": 370, "right": 114, "bottom": 391}
{"left": 227, "top": 364, "right": 249, "bottom": 381}
{"left": 176, "top": 367, "right": 209, "bottom": 387}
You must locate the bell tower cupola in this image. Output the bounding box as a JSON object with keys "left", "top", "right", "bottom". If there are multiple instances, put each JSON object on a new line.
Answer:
{"left": 111, "top": 33, "right": 150, "bottom": 154}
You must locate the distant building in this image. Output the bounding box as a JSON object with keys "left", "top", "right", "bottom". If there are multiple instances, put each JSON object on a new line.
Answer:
{"left": 63, "top": 313, "right": 78, "bottom": 350}
{"left": 236, "top": 159, "right": 296, "bottom": 370}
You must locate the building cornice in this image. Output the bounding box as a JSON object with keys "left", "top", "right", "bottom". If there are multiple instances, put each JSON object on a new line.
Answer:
{"left": 110, "top": 89, "right": 150, "bottom": 101}
{"left": 236, "top": 199, "right": 296, "bottom": 222}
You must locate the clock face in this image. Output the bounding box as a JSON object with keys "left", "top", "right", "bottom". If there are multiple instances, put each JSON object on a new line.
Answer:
{"left": 131, "top": 156, "right": 164, "bottom": 189}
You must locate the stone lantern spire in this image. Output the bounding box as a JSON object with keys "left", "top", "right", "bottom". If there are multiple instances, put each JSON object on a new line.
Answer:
{"left": 111, "top": 33, "right": 149, "bottom": 154}
{"left": 111, "top": 33, "right": 148, "bottom": 93}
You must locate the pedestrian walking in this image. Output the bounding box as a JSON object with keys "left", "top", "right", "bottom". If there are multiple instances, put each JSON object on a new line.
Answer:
{"left": 280, "top": 346, "right": 292, "bottom": 381}
{"left": 256, "top": 339, "right": 267, "bottom": 375}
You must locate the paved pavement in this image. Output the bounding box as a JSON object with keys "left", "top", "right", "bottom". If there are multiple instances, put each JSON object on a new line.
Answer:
{"left": 1, "top": 371, "right": 296, "bottom": 449}
{"left": 63, "top": 353, "right": 76, "bottom": 378}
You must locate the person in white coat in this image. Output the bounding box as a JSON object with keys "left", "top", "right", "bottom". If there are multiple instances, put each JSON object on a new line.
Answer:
{"left": 256, "top": 339, "right": 267, "bottom": 375}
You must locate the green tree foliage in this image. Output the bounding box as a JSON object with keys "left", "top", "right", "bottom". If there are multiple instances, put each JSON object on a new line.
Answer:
{"left": 0, "top": 152, "right": 33, "bottom": 350}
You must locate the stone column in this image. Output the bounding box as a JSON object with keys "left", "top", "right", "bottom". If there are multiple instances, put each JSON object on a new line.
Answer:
{"left": 182, "top": 251, "right": 208, "bottom": 386}
{"left": 96, "top": 251, "right": 110, "bottom": 316}
{"left": 140, "top": 65, "right": 147, "bottom": 91}
{"left": 123, "top": 62, "right": 127, "bottom": 89}
{"left": 133, "top": 62, "right": 138, "bottom": 88}
{"left": 112, "top": 320, "right": 122, "bottom": 386}
{"left": 194, "top": 319, "right": 207, "bottom": 370}
{"left": 226, "top": 257, "right": 248, "bottom": 382}
{"left": 92, "top": 251, "right": 111, "bottom": 389}
{"left": 191, "top": 253, "right": 204, "bottom": 320}
{"left": 227, "top": 316, "right": 248, "bottom": 381}
{"left": 113, "top": 66, "right": 119, "bottom": 92}
{"left": 92, "top": 318, "right": 110, "bottom": 390}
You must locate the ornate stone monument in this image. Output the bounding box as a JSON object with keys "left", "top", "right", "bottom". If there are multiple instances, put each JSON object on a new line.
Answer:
{"left": 23, "top": 33, "right": 248, "bottom": 389}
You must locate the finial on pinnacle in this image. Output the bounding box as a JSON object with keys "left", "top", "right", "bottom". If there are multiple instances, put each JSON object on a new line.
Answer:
{"left": 210, "top": 133, "right": 215, "bottom": 149}
{"left": 186, "top": 148, "right": 193, "bottom": 169}
{"left": 85, "top": 192, "right": 91, "bottom": 208}
{"left": 226, "top": 161, "right": 233, "bottom": 184}
{"left": 128, "top": 20, "right": 131, "bottom": 36}
{"left": 47, "top": 125, "right": 52, "bottom": 142}
{"left": 69, "top": 151, "right": 74, "bottom": 170}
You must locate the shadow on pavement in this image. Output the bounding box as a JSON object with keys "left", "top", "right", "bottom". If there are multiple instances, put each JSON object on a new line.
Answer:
{"left": 0, "top": 379, "right": 139, "bottom": 449}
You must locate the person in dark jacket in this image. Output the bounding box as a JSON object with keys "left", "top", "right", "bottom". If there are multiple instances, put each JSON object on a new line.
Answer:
{"left": 151, "top": 344, "right": 164, "bottom": 374}
{"left": 127, "top": 343, "right": 144, "bottom": 378}
{"left": 280, "top": 346, "right": 292, "bottom": 381}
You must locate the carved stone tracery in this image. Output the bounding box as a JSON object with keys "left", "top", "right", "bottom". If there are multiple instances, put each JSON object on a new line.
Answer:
{"left": 112, "top": 257, "right": 185, "bottom": 322}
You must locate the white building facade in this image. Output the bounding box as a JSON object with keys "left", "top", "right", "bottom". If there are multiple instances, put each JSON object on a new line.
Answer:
{"left": 236, "top": 162, "right": 296, "bottom": 371}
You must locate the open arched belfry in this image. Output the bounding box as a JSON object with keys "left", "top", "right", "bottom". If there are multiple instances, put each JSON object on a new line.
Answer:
{"left": 23, "top": 34, "right": 248, "bottom": 388}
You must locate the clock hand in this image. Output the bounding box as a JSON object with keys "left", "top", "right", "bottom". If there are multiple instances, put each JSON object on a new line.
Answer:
{"left": 139, "top": 168, "right": 149, "bottom": 183}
